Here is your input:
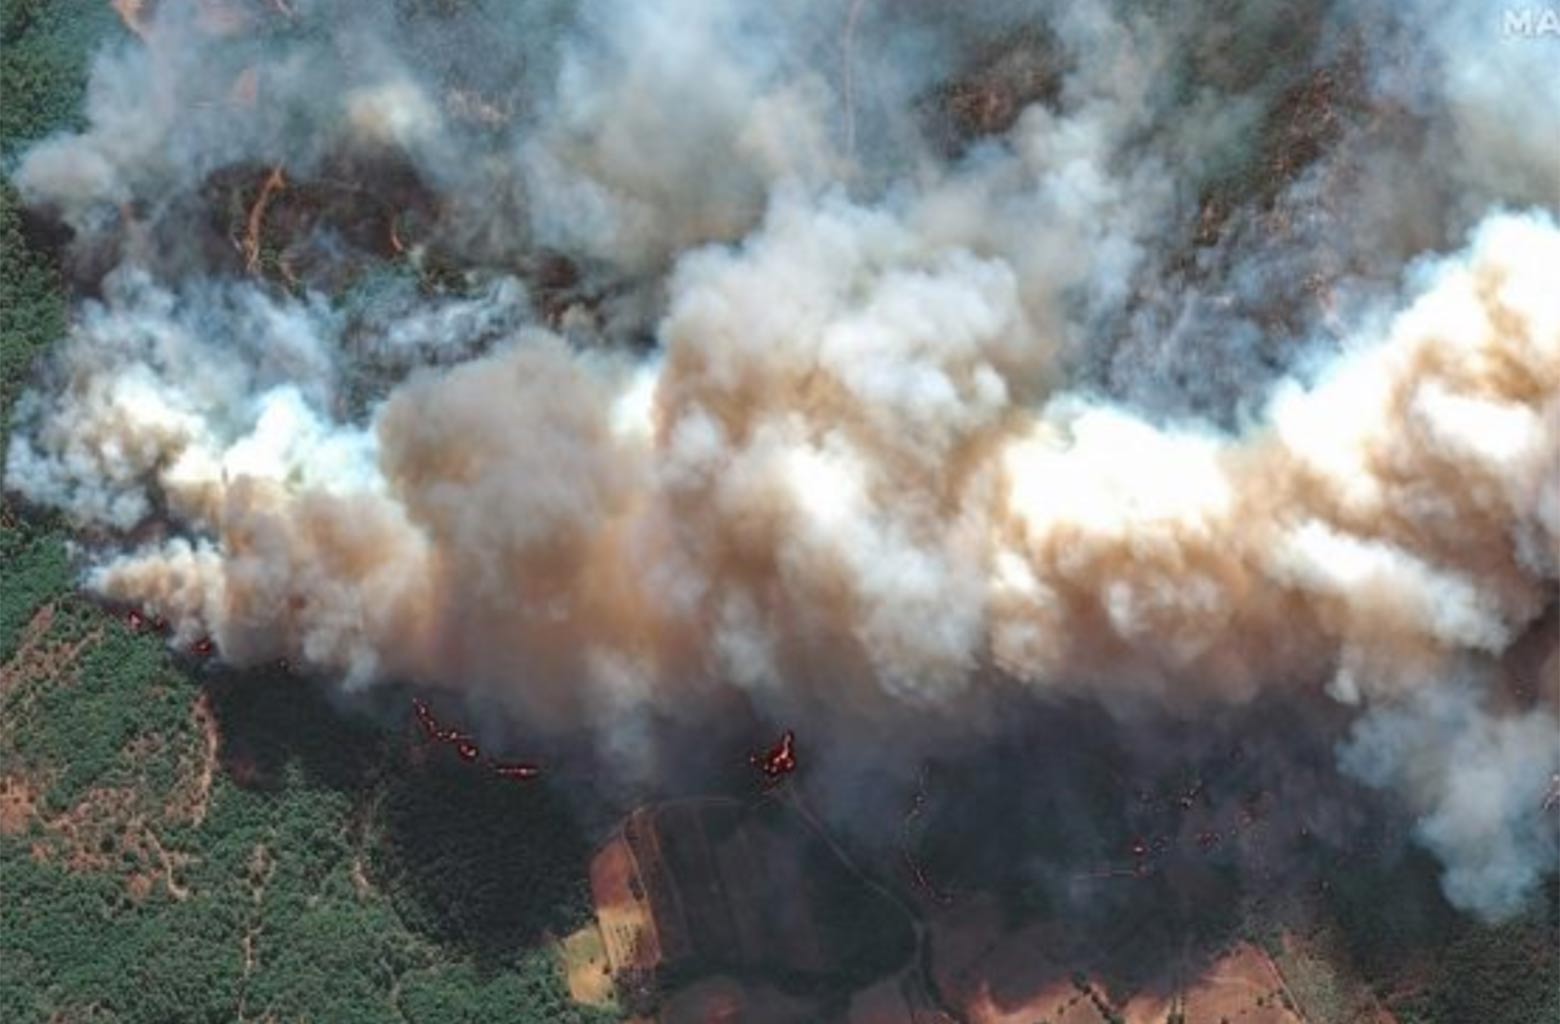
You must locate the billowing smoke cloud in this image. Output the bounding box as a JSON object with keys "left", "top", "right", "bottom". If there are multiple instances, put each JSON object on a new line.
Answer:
{"left": 4, "top": 0, "right": 1557, "bottom": 919}
{"left": 1340, "top": 677, "right": 1560, "bottom": 922}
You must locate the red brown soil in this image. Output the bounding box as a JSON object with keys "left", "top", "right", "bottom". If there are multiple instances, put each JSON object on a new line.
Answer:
{"left": 243, "top": 166, "right": 289, "bottom": 276}
{"left": 1, "top": 605, "right": 101, "bottom": 703}
{"left": 924, "top": 895, "right": 1336, "bottom": 1024}
{"left": 0, "top": 775, "right": 41, "bottom": 835}
{"left": 110, "top": 0, "right": 151, "bottom": 39}
{"left": 163, "top": 692, "right": 219, "bottom": 826}
{"left": 1181, "top": 943, "right": 1305, "bottom": 1024}
{"left": 2, "top": 617, "right": 213, "bottom": 901}
{"left": 34, "top": 785, "right": 191, "bottom": 900}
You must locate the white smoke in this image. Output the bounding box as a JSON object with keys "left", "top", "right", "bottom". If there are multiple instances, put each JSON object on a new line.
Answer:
{"left": 1340, "top": 680, "right": 1560, "bottom": 921}
{"left": 4, "top": 0, "right": 1558, "bottom": 919}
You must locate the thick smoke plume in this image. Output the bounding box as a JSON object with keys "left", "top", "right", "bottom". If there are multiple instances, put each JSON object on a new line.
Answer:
{"left": 5, "top": 0, "right": 1557, "bottom": 920}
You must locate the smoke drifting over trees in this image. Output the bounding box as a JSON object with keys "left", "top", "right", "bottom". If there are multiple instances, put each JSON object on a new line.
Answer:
{"left": 4, "top": 0, "right": 1557, "bottom": 922}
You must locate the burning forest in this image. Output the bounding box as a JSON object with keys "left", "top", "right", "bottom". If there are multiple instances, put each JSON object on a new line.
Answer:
{"left": 1, "top": 0, "right": 1557, "bottom": 1020}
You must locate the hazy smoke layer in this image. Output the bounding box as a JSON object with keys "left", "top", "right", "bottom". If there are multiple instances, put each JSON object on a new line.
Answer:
{"left": 5, "top": 0, "right": 1557, "bottom": 918}
{"left": 1340, "top": 678, "right": 1560, "bottom": 921}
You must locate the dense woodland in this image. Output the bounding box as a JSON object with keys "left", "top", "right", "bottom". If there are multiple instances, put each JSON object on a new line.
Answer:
{"left": 1, "top": 4, "right": 1555, "bottom": 1023}
{"left": 1, "top": 4, "right": 614, "bottom": 1022}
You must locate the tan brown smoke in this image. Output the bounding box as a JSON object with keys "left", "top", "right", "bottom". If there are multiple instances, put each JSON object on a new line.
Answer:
{"left": 81, "top": 207, "right": 1558, "bottom": 735}
{"left": 6, "top": 0, "right": 1558, "bottom": 921}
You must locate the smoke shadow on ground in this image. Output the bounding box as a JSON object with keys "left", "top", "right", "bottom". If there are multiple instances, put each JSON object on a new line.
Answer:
{"left": 202, "top": 666, "right": 389, "bottom": 794}
{"left": 370, "top": 755, "right": 595, "bottom": 965}
{"left": 201, "top": 666, "right": 598, "bottom": 968}
{"left": 901, "top": 694, "right": 1400, "bottom": 1009}
{"left": 194, "top": 667, "right": 1560, "bottom": 1014}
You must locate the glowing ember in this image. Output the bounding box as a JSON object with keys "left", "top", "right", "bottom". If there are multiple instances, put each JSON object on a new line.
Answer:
{"left": 492, "top": 762, "right": 542, "bottom": 781}
{"left": 411, "top": 697, "right": 542, "bottom": 782}
{"left": 412, "top": 697, "right": 454, "bottom": 742}
{"left": 749, "top": 729, "right": 798, "bottom": 783}
{"left": 192, "top": 637, "right": 215, "bottom": 657}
